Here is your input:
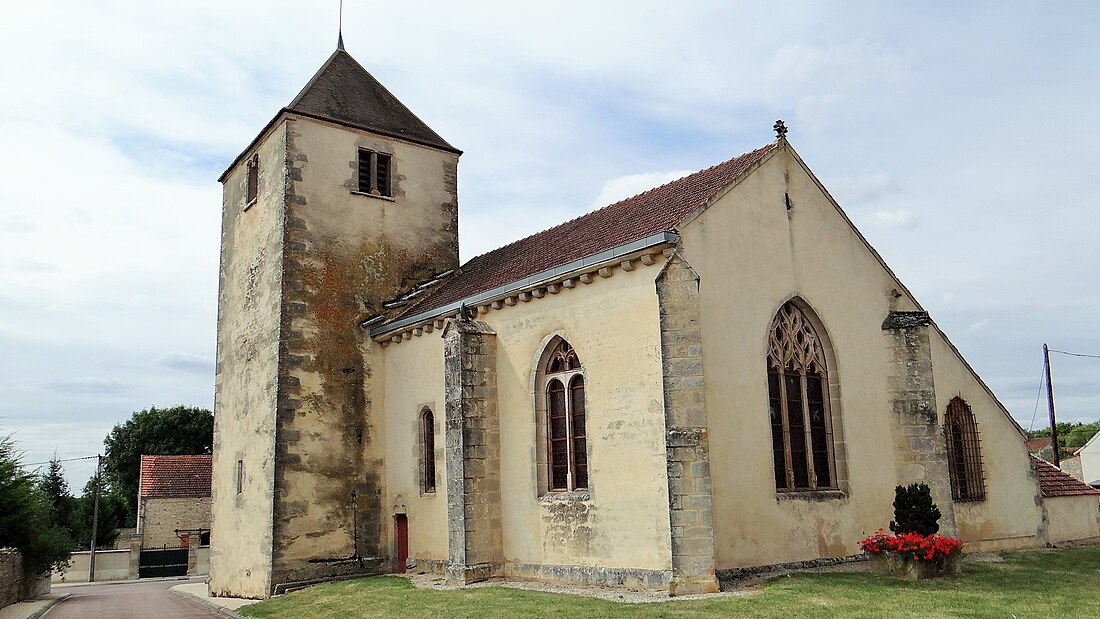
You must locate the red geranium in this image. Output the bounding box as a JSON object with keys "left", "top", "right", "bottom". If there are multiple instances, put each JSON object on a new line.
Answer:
{"left": 859, "top": 528, "right": 963, "bottom": 562}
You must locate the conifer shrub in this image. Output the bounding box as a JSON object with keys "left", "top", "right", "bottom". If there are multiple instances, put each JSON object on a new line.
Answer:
{"left": 889, "top": 483, "right": 941, "bottom": 536}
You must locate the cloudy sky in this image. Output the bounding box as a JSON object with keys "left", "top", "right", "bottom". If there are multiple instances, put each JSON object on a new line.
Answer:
{"left": 2, "top": 1, "right": 1098, "bottom": 486}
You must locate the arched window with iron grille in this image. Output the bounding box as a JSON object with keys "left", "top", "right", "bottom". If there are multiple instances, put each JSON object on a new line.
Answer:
{"left": 944, "top": 397, "right": 985, "bottom": 501}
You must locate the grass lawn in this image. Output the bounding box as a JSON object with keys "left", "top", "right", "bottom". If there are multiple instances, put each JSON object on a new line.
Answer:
{"left": 238, "top": 545, "right": 1100, "bottom": 618}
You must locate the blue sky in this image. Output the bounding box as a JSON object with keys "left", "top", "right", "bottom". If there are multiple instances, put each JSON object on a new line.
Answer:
{"left": 1, "top": 1, "right": 1098, "bottom": 485}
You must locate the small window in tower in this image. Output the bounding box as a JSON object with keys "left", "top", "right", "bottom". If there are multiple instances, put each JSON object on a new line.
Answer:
{"left": 235, "top": 459, "right": 244, "bottom": 495}
{"left": 245, "top": 154, "right": 259, "bottom": 206}
{"left": 356, "top": 148, "right": 393, "bottom": 198}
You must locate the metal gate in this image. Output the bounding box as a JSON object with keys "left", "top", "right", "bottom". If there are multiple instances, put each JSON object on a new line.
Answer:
{"left": 138, "top": 547, "right": 188, "bottom": 578}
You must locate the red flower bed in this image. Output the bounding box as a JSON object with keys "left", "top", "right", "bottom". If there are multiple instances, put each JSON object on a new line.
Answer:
{"left": 859, "top": 529, "right": 963, "bottom": 562}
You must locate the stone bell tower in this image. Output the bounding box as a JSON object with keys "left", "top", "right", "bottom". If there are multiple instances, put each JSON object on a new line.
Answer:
{"left": 210, "top": 41, "right": 460, "bottom": 598}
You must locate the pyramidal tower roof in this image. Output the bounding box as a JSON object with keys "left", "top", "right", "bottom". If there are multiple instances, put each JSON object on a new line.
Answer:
{"left": 287, "top": 48, "right": 459, "bottom": 154}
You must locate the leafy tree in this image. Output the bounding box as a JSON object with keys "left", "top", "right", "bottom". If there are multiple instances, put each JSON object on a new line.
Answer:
{"left": 0, "top": 435, "right": 73, "bottom": 574}
{"left": 102, "top": 405, "right": 213, "bottom": 526}
{"left": 889, "top": 483, "right": 941, "bottom": 537}
{"left": 1028, "top": 420, "right": 1100, "bottom": 455}
{"left": 72, "top": 475, "right": 127, "bottom": 549}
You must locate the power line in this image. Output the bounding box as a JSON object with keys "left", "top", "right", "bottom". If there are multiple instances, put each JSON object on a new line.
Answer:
{"left": 21, "top": 454, "right": 99, "bottom": 467}
{"left": 1049, "top": 349, "right": 1100, "bottom": 359}
{"left": 1028, "top": 357, "right": 1046, "bottom": 433}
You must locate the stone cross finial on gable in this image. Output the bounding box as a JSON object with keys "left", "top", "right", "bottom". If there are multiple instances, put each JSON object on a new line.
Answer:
{"left": 773, "top": 120, "right": 788, "bottom": 139}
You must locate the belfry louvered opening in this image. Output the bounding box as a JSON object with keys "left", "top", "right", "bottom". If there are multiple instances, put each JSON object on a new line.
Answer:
{"left": 944, "top": 396, "right": 986, "bottom": 502}
{"left": 357, "top": 148, "right": 393, "bottom": 197}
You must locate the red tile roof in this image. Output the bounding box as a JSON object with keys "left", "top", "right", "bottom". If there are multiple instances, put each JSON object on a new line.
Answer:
{"left": 1032, "top": 456, "right": 1100, "bottom": 498}
{"left": 1025, "top": 437, "right": 1052, "bottom": 453}
{"left": 140, "top": 455, "right": 212, "bottom": 499}
{"left": 399, "top": 143, "right": 778, "bottom": 318}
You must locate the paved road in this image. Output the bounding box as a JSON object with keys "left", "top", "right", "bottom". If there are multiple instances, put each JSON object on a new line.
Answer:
{"left": 47, "top": 577, "right": 222, "bottom": 619}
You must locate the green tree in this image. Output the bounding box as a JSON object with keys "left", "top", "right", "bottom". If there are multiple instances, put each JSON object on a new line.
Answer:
{"left": 102, "top": 405, "right": 213, "bottom": 526}
{"left": 72, "top": 475, "right": 126, "bottom": 549}
{"left": 0, "top": 435, "right": 73, "bottom": 574}
{"left": 37, "top": 456, "right": 81, "bottom": 548}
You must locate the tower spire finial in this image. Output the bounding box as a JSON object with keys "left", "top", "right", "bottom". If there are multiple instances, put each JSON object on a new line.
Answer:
{"left": 337, "top": 0, "right": 345, "bottom": 50}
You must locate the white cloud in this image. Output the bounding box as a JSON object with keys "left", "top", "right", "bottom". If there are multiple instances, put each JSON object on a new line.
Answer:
{"left": 829, "top": 170, "right": 902, "bottom": 207}
{"left": 45, "top": 377, "right": 127, "bottom": 395}
{"left": 154, "top": 352, "right": 215, "bottom": 375}
{"left": 864, "top": 210, "right": 918, "bottom": 229}
{"left": 968, "top": 319, "right": 990, "bottom": 332}
{"left": 592, "top": 170, "right": 693, "bottom": 210}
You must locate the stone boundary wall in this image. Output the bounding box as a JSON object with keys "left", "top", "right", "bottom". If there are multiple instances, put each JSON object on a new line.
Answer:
{"left": 1, "top": 549, "right": 50, "bottom": 609}
{"left": 882, "top": 310, "right": 957, "bottom": 536}
{"left": 656, "top": 253, "right": 719, "bottom": 595}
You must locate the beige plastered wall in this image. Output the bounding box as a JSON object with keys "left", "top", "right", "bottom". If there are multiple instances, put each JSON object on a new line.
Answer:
{"left": 682, "top": 146, "right": 927, "bottom": 569}
{"left": 930, "top": 335, "right": 1044, "bottom": 551}
{"left": 141, "top": 497, "right": 212, "bottom": 549}
{"left": 380, "top": 330, "right": 446, "bottom": 566}
{"left": 380, "top": 264, "right": 672, "bottom": 572}
{"left": 271, "top": 115, "right": 457, "bottom": 577}
{"left": 1044, "top": 495, "right": 1100, "bottom": 543}
{"left": 209, "top": 122, "right": 286, "bottom": 598}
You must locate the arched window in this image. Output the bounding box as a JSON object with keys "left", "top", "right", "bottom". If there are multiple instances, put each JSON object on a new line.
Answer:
{"left": 419, "top": 408, "right": 436, "bottom": 494}
{"left": 766, "top": 301, "right": 837, "bottom": 491}
{"left": 542, "top": 339, "right": 587, "bottom": 492}
{"left": 944, "top": 397, "right": 985, "bottom": 501}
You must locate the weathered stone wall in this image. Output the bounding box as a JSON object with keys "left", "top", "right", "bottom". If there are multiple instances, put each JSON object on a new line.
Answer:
{"left": 881, "top": 310, "right": 957, "bottom": 536}
{"left": 444, "top": 318, "right": 502, "bottom": 584}
{"left": 0, "top": 549, "right": 49, "bottom": 609}
{"left": 269, "top": 115, "right": 459, "bottom": 589}
{"left": 140, "top": 497, "right": 212, "bottom": 549}
{"left": 210, "top": 119, "right": 287, "bottom": 599}
{"left": 655, "top": 253, "right": 719, "bottom": 595}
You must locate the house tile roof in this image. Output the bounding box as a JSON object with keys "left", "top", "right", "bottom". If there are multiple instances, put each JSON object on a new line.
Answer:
{"left": 1032, "top": 455, "right": 1100, "bottom": 498}
{"left": 139, "top": 455, "right": 212, "bottom": 499}
{"left": 396, "top": 142, "right": 777, "bottom": 319}
{"left": 1025, "top": 437, "right": 1052, "bottom": 453}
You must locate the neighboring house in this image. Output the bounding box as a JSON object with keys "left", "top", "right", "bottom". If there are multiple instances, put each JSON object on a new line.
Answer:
{"left": 137, "top": 455, "right": 212, "bottom": 549}
{"left": 1032, "top": 456, "right": 1100, "bottom": 544}
{"left": 1059, "top": 454, "right": 1084, "bottom": 482}
{"left": 1026, "top": 436, "right": 1052, "bottom": 455}
{"left": 1078, "top": 430, "right": 1100, "bottom": 486}
{"left": 208, "top": 43, "right": 1098, "bottom": 599}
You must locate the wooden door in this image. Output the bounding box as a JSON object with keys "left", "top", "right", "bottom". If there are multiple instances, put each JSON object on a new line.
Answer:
{"left": 394, "top": 514, "right": 408, "bottom": 573}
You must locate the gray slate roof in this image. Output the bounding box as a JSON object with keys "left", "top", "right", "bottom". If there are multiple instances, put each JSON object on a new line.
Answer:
{"left": 288, "top": 49, "right": 458, "bottom": 154}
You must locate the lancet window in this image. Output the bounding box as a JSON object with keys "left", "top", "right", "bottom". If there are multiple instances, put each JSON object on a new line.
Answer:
{"left": 767, "top": 301, "right": 837, "bottom": 491}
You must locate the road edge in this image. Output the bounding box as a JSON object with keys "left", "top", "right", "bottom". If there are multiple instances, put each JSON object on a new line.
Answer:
{"left": 169, "top": 586, "right": 247, "bottom": 619}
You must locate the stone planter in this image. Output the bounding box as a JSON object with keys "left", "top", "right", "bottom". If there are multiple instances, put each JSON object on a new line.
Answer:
{"left": 868, "top": 553, "right": 961, "bottom": 580}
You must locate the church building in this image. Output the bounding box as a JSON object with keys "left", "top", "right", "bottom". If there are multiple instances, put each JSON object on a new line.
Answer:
{"left": 209, "top": 43, "right": 1100, "bottom": 599}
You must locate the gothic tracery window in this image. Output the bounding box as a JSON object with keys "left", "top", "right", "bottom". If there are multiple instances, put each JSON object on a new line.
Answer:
{"left": 542, "top": 339, "right": 587, "bottom": 491}
{"left": 767, "top": 301, "right": 837, "bottom": 491}
{"left": 945, "top": 397, "right": 985, "bottom": 501}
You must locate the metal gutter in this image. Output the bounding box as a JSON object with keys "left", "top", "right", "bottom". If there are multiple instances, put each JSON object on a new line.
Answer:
{"left": 370, "top": 231, "right": 679, "bottom": 337}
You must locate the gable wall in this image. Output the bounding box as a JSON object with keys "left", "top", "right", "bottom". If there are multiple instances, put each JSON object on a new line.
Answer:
{"left": 380, "top": 263, "right": 672, "bottom": 575}
{"left": 929, "top": 335, "right": 1045, "bottom": 549}
{"left": 679, "top": 145, "right": 1040, "bottom": 570}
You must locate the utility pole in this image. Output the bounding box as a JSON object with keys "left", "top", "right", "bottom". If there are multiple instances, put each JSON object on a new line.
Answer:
{"left": 1043, "top": 344, "right": 1061, "bottom": 467}
{"left": 89, "top": 454, "right": 102, "bottom": 583}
